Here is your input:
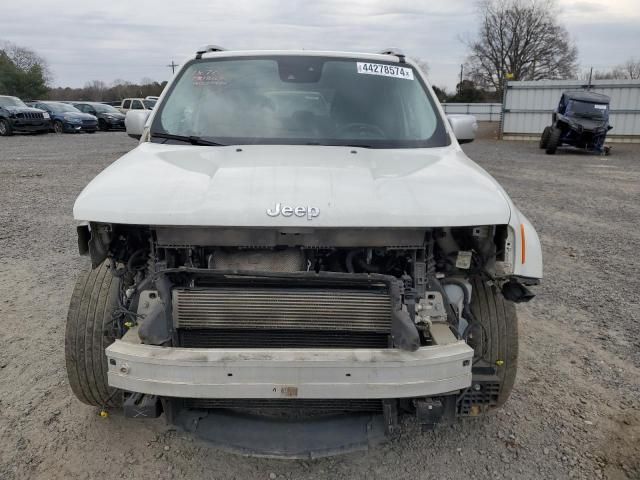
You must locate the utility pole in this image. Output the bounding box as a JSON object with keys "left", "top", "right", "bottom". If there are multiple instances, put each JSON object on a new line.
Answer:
{"left": 459, "top": 64, "right": 464, "bottom": 94}
{"left": 167, "top": 61, "right": 179, "bottom": 74}
{"left": 587, "top": 67, "right": 593, "bottom": 89}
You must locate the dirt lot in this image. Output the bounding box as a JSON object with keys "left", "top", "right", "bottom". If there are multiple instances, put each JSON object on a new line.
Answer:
{"left": 0, "top": 132, "right": 638, "bottom": 480}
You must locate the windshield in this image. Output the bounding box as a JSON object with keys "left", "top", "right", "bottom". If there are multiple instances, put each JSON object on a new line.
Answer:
{"left": 567, "top": 99, "right": 609, "bottom": 119}
{"left": 0, "top": 96, "right": 26, "bottom": 108}
{"left": 46, "top": 102, "right": 81, "bottom": 113}
{"left": 143, "top": 100, "right": 156, "bottom": 109}
{"left": 92, "top": 104, "right": 120, "bottom": 113}
{"left": 151, "top": 56, "right": 448, "bottom": 148}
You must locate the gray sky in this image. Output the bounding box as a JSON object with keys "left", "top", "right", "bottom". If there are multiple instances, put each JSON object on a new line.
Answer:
{"left": 2, "top": 0, "right": 639, "bottom": 91}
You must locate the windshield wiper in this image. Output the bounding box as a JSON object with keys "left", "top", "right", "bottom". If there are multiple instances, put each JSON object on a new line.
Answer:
{"left": 305, "top": 141, "right": 375, "bottom": 148}
{"left": 151, "top": 132, "right": 226, "bottom": 146}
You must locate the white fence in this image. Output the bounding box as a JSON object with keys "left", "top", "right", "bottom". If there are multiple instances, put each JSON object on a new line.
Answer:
{"left": 501, "top": 79, "right": 640, "bottom": 142}
{"left": 441, "top": 103, "right": 502, "bottom": 122}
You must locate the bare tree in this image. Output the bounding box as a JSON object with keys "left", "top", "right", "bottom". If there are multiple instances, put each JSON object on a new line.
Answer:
{"left": 82, "top": 80, "right": 108, "bottom": 101}
{"left": 1, "top": 40, "right": 53, "bottom": 84}
{"left": 583, "top": 58, "right": 640, "bottom": 81}
{"left": 620, "top": 59, "right": 640, "bottom": 80}
{"left": 463, "top": 0, "right": 578, "bottom": 95}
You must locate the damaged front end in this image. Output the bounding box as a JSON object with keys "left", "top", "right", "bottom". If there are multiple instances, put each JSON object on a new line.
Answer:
{"left": 76, "top": 223, "right": 536, "bottom": 457}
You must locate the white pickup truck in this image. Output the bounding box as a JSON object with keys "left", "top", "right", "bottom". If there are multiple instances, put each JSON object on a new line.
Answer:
{"left": 66, "top": 46, "right": 542, "bottom": 457}
{"left": 118, "top": 97, "right": 156, "bottom": 115}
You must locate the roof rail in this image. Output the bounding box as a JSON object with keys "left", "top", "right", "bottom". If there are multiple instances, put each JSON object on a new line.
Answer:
{"left": 195, "top": 45, "right": 227, "bottom": 59}
{"left": 378, "top": 48, "right": 406, "bottom": 63}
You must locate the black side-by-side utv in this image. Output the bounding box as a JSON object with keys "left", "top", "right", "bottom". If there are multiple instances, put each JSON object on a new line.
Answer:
{"left": 540, "top": 90, "right": 613, "bottom": 155}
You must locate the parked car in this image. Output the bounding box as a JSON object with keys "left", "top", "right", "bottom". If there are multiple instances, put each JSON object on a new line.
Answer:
{"left": 28, "top": 101, "right": 98, "bottom": 134}
{"left": 67, "top": 47, "right": 542, "bottom": 457}
{"left": 119, "top": 98, "right": 156, "bottom": 114}
{"left": 540, "top": 90, "right": 613, "bottom": 155}
{"left": 0, "top": 95, "right": 50, "bottom": 136}
{"left": 72, "top": 102, "right": 125, "bottom": 131}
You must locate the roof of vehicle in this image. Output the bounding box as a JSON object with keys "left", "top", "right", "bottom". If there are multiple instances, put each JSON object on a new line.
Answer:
{"left": 197, "top": 49, "right": 409, "bottom": 64}
{"left": 563, "top": 90, "right": 610, "bottom": 103}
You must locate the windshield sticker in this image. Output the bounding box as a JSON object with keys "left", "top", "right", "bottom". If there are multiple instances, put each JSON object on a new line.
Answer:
{"left": 192, "top": 69, "right": 227, "bottom": 86}
{"left": 357, "top": 62, "right": 414, "bottom": 80}
{"left": 594, "top": 104, "right": 607, "bottom": 110}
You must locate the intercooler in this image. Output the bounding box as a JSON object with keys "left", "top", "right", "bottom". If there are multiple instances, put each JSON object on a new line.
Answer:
{"left": 172, "top": 287, "right": 392, "bottom": 348}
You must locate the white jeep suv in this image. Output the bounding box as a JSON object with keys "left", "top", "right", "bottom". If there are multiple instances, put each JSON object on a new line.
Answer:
{"left": 66, "top": 47, "right": 542, "bottom": 457}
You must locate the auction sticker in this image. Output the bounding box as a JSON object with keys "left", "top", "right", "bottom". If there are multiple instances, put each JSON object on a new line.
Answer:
{"left": 357, "top": 62, "right": 414, "bottom": 80}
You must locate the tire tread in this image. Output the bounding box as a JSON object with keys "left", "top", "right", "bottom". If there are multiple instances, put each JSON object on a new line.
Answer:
{"left": 65, "top": 262, "right": 120, "bottom": 407}
{"left": 469, "top": 278, "right": 518, "bottom": 408}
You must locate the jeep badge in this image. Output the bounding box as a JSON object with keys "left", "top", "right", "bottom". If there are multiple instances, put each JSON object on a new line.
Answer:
{"left": 266, "top": 203, "right": 320, "bottom": 220}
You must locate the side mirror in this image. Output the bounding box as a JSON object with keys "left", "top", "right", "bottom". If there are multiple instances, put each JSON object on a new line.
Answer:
{"left": 125, "top": 110, "right": 151, "bottom": 140}
{"left": 447, "top": 114, "right": 477, "bottom": 144}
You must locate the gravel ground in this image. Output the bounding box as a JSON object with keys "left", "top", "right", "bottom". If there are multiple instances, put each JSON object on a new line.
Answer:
{"left": 0, "top": 132, "right": 638, "bottom": 480}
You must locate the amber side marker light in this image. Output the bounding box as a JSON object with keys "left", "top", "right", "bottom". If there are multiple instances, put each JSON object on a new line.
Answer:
{"left": 520, "top": 223, "right": 526, "bottom": 264}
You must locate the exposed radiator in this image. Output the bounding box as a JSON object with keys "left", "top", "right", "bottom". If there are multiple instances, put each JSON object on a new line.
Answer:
{"left": 172, "top": 287, "right": 392, "bottom": 333}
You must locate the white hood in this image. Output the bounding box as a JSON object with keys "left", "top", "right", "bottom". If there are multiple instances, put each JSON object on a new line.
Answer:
{"left": 73, "top": 143, "right": 512, "bottom": 227}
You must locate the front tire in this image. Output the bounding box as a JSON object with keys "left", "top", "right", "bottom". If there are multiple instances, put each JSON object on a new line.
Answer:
{"left": 545, "top": 126, "right": 561, "bottom": 155}
{"left": 98, "top": 119, "right": 108, "bottom": 131}
{"left": 469, "top": 278, "right": 518, "bottom": 408}
{"left": 53, "top": 120, "right": 64, "bottom": 134}
{"left": 0, "top": 119, "right": 13, "bottom": 136}
{"left": 539, "top": 126, "right": 551, "bottom": 149}
{"left": 65, "top": 261, "right": 121, "bottom": 407}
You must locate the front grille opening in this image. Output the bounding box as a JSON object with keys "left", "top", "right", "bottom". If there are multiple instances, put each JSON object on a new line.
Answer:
{"left": 179, "top": 328, "right": 390, "bottom": 348}
{"left": 185, "top": 398, "right": 383, "bottom": 418}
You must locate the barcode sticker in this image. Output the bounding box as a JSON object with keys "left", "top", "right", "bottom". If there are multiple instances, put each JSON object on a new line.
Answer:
{"left": 357, "top": 62, "right": 414, "bottom": 80}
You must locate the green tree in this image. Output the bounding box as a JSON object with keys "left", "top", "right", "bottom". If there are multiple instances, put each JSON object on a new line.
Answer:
{"left": 0, "top": 50, "right": 20, "bottom": 94}
{"left": 448, "top": 80, "right": 495, "bottom": 103}
{"left": 431, "top": 85, "right": 449, "bottom": 102}
{"left": 0, "top": 42, "right": 49, "bottom": 99}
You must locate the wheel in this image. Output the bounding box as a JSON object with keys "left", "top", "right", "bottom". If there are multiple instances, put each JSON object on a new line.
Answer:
{"left": 0, "top": 118, "right": 13, "bottom": 136}
{"left": 539, "top": 126, "right": 551, "bottom": 149}
{"left": 545, "top": 126, "right": 561, "bottom": 155}
{"left": 65, "top": 261, "right": 122, "bottom": 407}
{"left": 87, "top": 130, "right": 96, "bottom": 134}
{"left": 53, "top": 120, "right": 64, "bottom": 134}
{"left": 469, "top": 278, "right": 518, "bottom": 408}
{"left": 98, "top": 119, "right": 108, "bottom": 131}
